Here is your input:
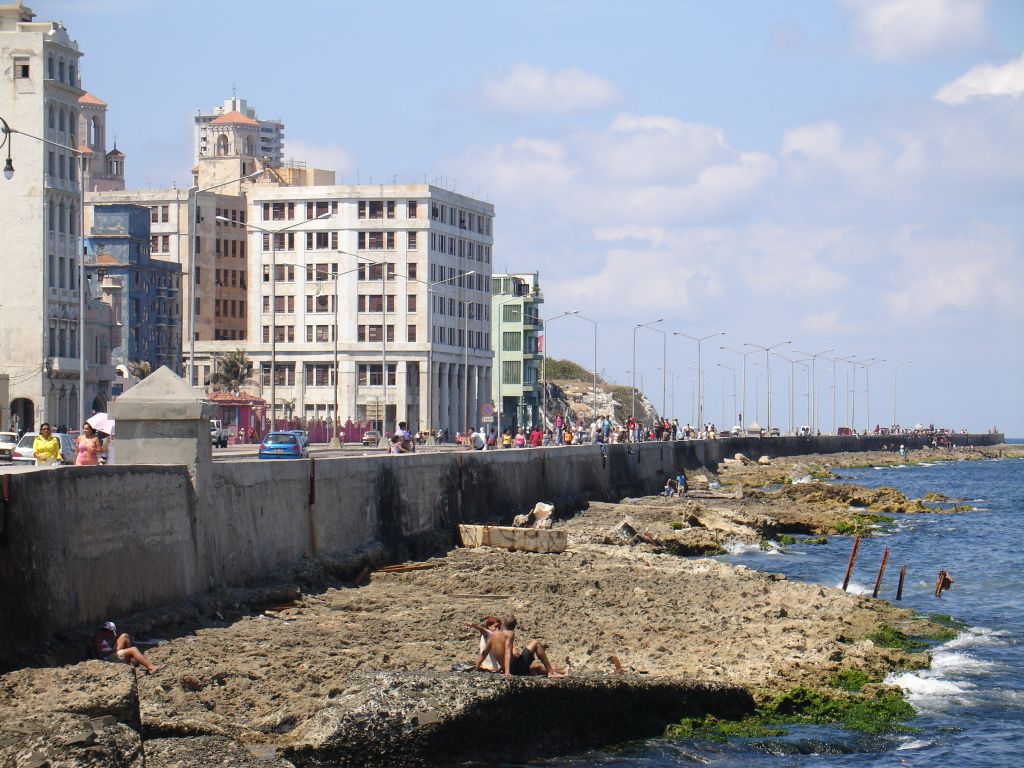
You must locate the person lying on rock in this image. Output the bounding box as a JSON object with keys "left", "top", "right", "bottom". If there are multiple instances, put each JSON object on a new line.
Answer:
{"left": 476, "top": 616, "right": 568, "bottom": 678}
{"left": 91, "top": 621, "right": 161, "bottom": 674}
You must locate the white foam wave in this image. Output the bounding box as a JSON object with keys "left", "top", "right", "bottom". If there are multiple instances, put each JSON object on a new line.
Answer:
{"left": 838, "top": 580, "right": 872, "bottom": 595}
{"left": 942, "top": 626, "right": 1013, "bottom": 650}
{"left": 896, "top": 738, "right": 933, "bottom": 751}
{"left": 723, "top": 540, "right": 762, "bottom": 555}
{"left": 930, "top": 650, "right": 999, "bottom": 675}
{"left": 885, "top": 671, "right": 972, "bottom": 698}
{"left": 792, "top": 474, "right": 814, "bottom": 484}
{"left": 919, "top": 462, "right": 937, "bottom": 466}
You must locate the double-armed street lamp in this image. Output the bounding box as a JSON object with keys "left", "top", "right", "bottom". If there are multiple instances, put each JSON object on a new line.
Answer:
{"left": 541, "top": 311, "right": 580, "bottom": 428}
{"left": 773, "top": 351, "right": 810, "bottom": 434}
{"left": 632, "top": 319, "right": 663, "bottom": 420}
{"left": 720, "top": 346, "right": 758, "bottom": 431}
{"left": 674, "top": 331, "right": 725, "bottom": 430}
{"left": 716, "top": 363, "right": 737, "bottom": 426}
{"left": 744, "top": 340, "right": 790, "bottom": 433}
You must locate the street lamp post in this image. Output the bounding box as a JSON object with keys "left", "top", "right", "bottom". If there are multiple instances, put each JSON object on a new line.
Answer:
{"left": 632, "top": 319, "right": 663, "bottom": 420}
{"left": 716, "top": 363, "right": 737, "bottom": 426}
{"left": 720, "top": 346, "right": 758, "bottom": 432}
{"left": 541, "top": 311, "right": 576, "bottom": 429}
{"left": 744, "top": 341, "right": 791, "bottom": 433}
{"left": 657, "top": 368, "right": 676, "bottom": 423}
{"left": 565, "top": 310, "right": 599, "bottom": 421}
{"left": 674, "top": 331, "right": 725, "bottom": 429}
{"left": 230, "top": 211, "right": 330, "bottom": 431}
{"left": 892, "top": 360, "right": 912, "bottom": 429}
{"left": 189, "top": 169, "right": 266, "bottom": 385}
{"left": 794, "top": 347, "right": 833, "bottom": 434}
{"left": 3, "top": 117, "right": 88, "bottom": 424}
{"left": 860, "top": 358, "right": 886, "bottom": 433}
{"left": 773, "top": 352, "right": 810, "bottom": 435}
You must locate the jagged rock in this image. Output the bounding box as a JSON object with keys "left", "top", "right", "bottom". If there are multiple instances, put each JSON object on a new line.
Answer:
{"left": 758, "top": 456, "right": 771, "bottom": 465}
{"left": 512, "top": 514, "right": 530, "bottom": 528}
{"left": 607, "top": 517, "right": 638, "bottom": 544}
{"left": 284, "top": 671, "right": 754, "bottom": 768}
{"left": 735, "top": 453, "right": 752, "bottom": 465}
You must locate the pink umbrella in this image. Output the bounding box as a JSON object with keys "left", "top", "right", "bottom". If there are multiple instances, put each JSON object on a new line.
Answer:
{"left": 86, "top": 412, "right": 115, "bottom": 435}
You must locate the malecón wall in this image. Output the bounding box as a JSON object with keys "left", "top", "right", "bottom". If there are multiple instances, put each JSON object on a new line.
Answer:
{"left": 0, "top": 433, "right": 1000, "bottom": 666}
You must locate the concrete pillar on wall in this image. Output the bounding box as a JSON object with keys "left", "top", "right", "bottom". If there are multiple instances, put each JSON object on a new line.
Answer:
{"left": 469, "top": 364, "right": 479, "bottom": 431}
{"left": 109, "top": 365, "right": 214, "bottom": 491}
{"left": 419, "top": 359, "right": 430, "bottom": 436}
{"left": 396, "top": 361, "right": 409, "bottom": 431}
{"left": 438, "top": 362, "right": 448, "bottom": 435}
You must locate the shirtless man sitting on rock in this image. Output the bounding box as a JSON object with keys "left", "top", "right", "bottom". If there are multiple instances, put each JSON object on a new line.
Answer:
{"left": 475, "top": 616, "right": 568, "bottom": 678}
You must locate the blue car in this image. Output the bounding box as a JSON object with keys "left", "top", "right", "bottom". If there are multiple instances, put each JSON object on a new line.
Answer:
{"left": 258, "top": 432, "right": 309, "bottom": 460}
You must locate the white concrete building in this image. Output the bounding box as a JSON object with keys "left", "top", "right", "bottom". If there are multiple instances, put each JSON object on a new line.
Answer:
{"left": 194, "top": 97, "right": 284, "bottom": 166}
{"left": 222, "top": 184, "right": 496, "bottom": 437}
{"left": 0, "top": 2, "right": 114, "bottom": 430}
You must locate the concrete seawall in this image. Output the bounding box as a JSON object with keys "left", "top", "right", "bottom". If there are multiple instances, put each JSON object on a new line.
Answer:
{"left": 0, "top": 432, "right": 1000, "bottom": 666}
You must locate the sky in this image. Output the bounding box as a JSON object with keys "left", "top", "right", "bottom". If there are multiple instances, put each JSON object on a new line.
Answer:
{"left": 43, "top": 0, "right": 1024, "bottom": 435}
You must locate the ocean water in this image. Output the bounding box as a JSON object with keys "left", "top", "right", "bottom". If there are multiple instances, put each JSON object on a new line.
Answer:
{"left": 507, "top": 456, "right": 1024, "bottom": 768}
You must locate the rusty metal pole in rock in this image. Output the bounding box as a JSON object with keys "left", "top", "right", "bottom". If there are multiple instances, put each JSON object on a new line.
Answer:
{"left": 872, "top": 547, "right": 890, "bottom": 598}
{"left": 896, "top": 564, "right": 907, "bottom": 600}
{"left": 842, "top": 537, "right": 861, "bottom": 591}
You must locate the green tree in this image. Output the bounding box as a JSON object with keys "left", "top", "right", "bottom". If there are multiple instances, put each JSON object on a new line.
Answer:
{"left": 209, "top": 349, "right": 256, "bottom": 393}
{"left": 126, "top": 360, "right": 152, "bottom": 380}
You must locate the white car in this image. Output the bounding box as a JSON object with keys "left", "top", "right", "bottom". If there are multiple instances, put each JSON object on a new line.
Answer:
{"left": 0, "top": 431, "right": 17, "bottom": 463}
{"left": 11, "top": 431, "right": 76, "bottom": 465}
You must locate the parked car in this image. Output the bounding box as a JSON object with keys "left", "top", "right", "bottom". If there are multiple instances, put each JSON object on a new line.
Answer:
{"left": 287, "top": 429, "right": 309, "bottom": 446}
{"left": 210, "top": 419, "right": 230, "bottom": 448}
{"left": 258, "top": 432, "right": 309, "bottom": 460}
{"left": 768, "top": 427, "right": 781, "bottom": 437}
{"left": 361, "top": 430, "right": 382, "bottom": 446}
{"left": 837, "top": 426, "right": 854, "bottom": 436}
{"left": 11, "top": 431, "right": 76, "bottom": 465}
{"left": 0, "top": 431, "right": 18, "bottom": 463}
{"left": 797, "top": 425, "right": 812, "bottom": 436}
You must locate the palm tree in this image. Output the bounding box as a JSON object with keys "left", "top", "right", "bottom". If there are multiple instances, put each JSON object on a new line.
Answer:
{"left": 209, "top": 349, "right": 257, "bottom": 393}
{"left": 126, "top": 360, "right": 152, "bottom": 380}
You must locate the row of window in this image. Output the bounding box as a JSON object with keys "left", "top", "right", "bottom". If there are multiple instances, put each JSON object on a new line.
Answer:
{"left": 428, "top": 264, "right": 491, "bottom": 293}
{"left": 215, "top": 207, "right": 247, "bottom": 226}
{"left": 47, "top": 150, "right": 78, "bottom": 183}
{"left": 215, "top": 268, "right": 246, "bottom": 290}
{"left": 213, "top": 299, "right": 245, "bottom": 319}
{"left": 47, "top": 198, "right": 78, "bottom": 235}
{"left": 430, "top": 202, "right": 492, "bottom": 235}
{"left": 215, "top": 238, "right": 246, "bottom": 258}
{"left": 257, "top": 322, "right": 490, "bottom": 351}
{"left": 254, "top": 363, "right": 398, "bottom": 388}
{"left": 430, "top": 233, "right": 491, "bottom": 264}
{"left": 47, "top": 325, "right": 77, "bottom": 359}
{"left": 150, "top": 234, "right": 171, "bottom": 253}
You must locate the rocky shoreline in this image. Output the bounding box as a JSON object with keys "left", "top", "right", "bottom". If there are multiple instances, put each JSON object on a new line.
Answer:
{"left": 2, "top": 446, "right": 1018, "bottom": 767}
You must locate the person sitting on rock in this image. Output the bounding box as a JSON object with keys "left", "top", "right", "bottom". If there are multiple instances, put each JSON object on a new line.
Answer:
{"left": 91, "top": 621, "right": 161, "bottom": 674}
{"left": 477, "top": 616, "right": 568, "bottom": 678}
{"left": 465, "top": 616, "right": 502, "bottom": 672}
{"left": 663, "top": 477, "right": 680, "bottom": 496}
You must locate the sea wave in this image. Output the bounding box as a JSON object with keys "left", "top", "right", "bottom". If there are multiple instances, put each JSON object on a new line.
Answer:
{"left": 930, "top": 650, "right": 1000, "bottom": 675}
{"left": 885, "top": 671, "right": 973, "bottom": 698}
{"left": 724, "top": 540, "right": 762, "bottom": 555}
{"left": 837, "top": 580, "right": 872, "bottom": 595}
{"left": 943, "top": 626, "right": 1014, "bottom": 650}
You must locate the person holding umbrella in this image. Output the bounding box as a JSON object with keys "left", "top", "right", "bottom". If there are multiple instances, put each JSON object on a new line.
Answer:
{"left": 75, "top": 422, "right": 102, "bottom": 466}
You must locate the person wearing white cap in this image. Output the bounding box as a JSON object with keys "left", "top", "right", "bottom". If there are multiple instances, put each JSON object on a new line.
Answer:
{"left": 91, "top": 621, "right": 160, "bottom": 673}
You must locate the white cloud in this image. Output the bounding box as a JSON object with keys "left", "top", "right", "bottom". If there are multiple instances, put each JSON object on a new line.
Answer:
{"left": 781, "top": 121, "right": 885, "bottom": 176}
{"left": 481, "top": 63, "right": 620, "bottom": 113}
{"left": 284, "top": 139, "right": 355, "bottom": 176}
{"left": 840, "top": 0, "right": 989, "bottom": 61}
{"left": 935, "top": 52, "right": 1024, "bottom": 104}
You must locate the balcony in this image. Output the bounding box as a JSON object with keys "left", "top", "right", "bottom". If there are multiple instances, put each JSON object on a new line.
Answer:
{"left": 47, "top": 356, "right": 81, "bottom": 378}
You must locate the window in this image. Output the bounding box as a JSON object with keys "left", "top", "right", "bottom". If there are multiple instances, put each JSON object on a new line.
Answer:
{"left": 358, "top": 363, "right": 396, "bottom": 386}
{"left": 386, "top": 200, "right": 395, "bottom": 219}
{"left": 503, "top": 304, "right": 522, "bottom": 322}
{"left": 306, "top": 201, "right": 331, "bottom": 219}
{"left": 407, "top": 231, "right": 417, "bottom": 250}
{"left": 305, "top": 364, "right": 333, "bottom": 386}
{"left": 273, "top": 325, "right": 295, "bottom": 343}
{"left": 407, "top": 294, "right": 417, "bottom": 312}
{"left": 407, "top": 325, "right": 416, "bottom": 342}
{"left": 407, "top": 201, "right": 417, "bottom": 218}
{"left": 161, "top": 206, "right": 169, "bottom": 223}
{"left": 14, "top": 57, "right": 29, "bottom": 79}
{"left": 503, "top": 331, "right": 522, "bottom": 352}
{"left": 368, "top": 200, "right": 383, "bottom": 219}
{"left": 407, "top": 262, "right": 417, "bottom": 279}
{"left": 305, "top": 294, "right": 333, "bottom": 313}
{"left": 306, "top": 325, "right": 332, "bottom": 342}
{"left": 503, "top": 360, "right": 522, "bottom": 385}
{"left": 367, "top": 295, "right": 383, "bottom": 312}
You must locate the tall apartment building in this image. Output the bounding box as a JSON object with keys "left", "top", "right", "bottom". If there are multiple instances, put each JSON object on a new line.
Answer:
{"left": 209, "top": 184, "right": 495, "bottom": 436}
{"left": 87, "top": 203, "right": 182, "bottom": 374}
{"left": 491, "top": 273, "right": 544, "bottom": 431}
{"left": 194, "top": 97, "right": 283, "bottom": 166}
{"left": 0, "top": 2, "right": 116, "bottom": 430}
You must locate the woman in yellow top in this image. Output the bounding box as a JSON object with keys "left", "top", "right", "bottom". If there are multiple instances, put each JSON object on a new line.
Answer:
{"left": 32, "top": 423, "right": 62, "bottom": 465}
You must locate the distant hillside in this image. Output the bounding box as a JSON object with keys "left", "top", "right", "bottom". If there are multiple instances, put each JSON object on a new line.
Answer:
{"left": 542, "top": 358, "right": 658, "bottom": 426}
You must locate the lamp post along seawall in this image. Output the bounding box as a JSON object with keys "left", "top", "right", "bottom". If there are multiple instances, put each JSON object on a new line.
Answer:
{"left": 2, "top": 114, "right": 88, "bottom": 425}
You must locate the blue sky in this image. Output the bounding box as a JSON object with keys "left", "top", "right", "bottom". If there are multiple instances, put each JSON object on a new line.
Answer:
{"left": 47, "top": 0, "right": 1024, "bottom": 435}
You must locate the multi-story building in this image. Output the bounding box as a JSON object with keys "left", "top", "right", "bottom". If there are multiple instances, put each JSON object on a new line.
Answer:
{"left": 193, "top": 96, "right": 284, "bottom": 166}
{"left": 0, "top": 2, "right": 115, "bottom": 429}
{"left": 87, "top": 203, "right": 182, "bottom": 374}
{"left": 215, "top": 184, "right": 495, "bottom": 436}
{"left": 491, "top": 273, "right": 544, "bottom": 431}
